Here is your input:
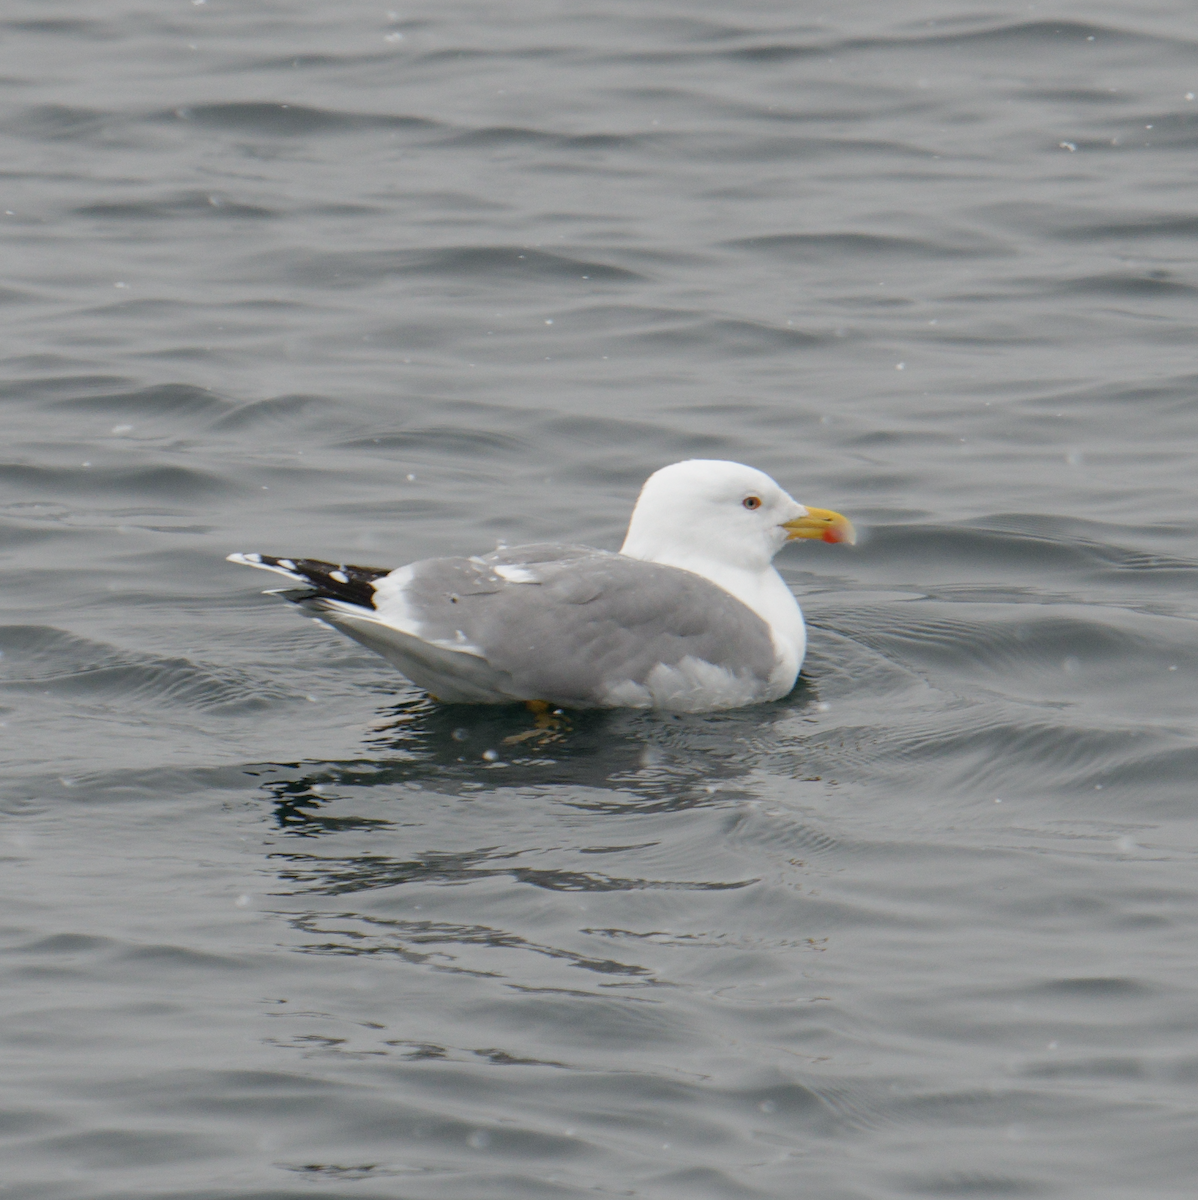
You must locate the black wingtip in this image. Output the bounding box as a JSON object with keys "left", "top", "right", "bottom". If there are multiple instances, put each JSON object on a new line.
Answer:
{"left": 230, "top": 553, "right": 392, "bottom": 609}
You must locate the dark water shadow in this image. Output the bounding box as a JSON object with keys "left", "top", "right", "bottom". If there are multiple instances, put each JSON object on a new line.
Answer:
{"left": 252, "top": 693, "right": 810, "bottom": 925}
{"left": 254, "top": 683, "right": 822, "bottom": 838}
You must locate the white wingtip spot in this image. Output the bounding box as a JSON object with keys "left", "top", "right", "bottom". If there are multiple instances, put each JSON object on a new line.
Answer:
{"left": 329, "top": 570, "right": 349, "bottom": 584}
{"left": 228, "top": 553, "right": 309, "bottom": 582}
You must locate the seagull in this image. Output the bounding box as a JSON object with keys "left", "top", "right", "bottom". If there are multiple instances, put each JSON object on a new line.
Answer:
{"left": 228, "top": 459, "right": 854, "bottom": 711}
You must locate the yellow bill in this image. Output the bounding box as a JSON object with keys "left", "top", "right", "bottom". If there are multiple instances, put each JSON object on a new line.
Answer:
{"left": 783, "top": 507, "right": 856, "bottom": 545}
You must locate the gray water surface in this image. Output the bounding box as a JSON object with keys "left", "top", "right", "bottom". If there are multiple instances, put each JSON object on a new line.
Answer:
{"left": 3, "top": 2, "right": 1198, "bottom": 1197}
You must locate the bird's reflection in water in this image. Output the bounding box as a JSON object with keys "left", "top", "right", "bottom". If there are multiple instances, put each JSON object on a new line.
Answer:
{"left": 256, "top": 678, "right": 821, "bottom": 837}
{"left": 252, "top": 684, "right": 823, "bottom": 994}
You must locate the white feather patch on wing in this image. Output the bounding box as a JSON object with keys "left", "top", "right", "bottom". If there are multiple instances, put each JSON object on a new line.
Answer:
{"left": 342, "top": 565, "right": 488, "bottom": 657}
{"left": 493, "top": 564, "right": 540, "bottom": 584}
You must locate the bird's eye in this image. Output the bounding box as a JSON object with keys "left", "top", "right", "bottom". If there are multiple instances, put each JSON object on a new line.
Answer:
{"left": 743, "top": 496, "right": 762, "bottom": 510}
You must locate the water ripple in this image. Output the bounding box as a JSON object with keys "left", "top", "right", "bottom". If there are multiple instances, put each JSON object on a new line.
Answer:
{"left": 0, "top": 625, "right": 294, "bottom": 715}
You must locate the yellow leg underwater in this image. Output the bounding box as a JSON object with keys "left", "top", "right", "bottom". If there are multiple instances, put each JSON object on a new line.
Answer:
{"left": 503, "top": 700, "right": 571, "bottom": 745}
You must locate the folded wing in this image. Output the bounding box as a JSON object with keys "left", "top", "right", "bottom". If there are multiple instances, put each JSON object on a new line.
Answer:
{"left": 229, "top": 545, "right": 779, "bottom": 710}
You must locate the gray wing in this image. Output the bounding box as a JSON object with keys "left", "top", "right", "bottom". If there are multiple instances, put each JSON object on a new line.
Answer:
{"left": 373, "top": 545, "right": 778, "bottom": 707}
{"left": 231, "top": 544, "right": 778, "bottom": 708}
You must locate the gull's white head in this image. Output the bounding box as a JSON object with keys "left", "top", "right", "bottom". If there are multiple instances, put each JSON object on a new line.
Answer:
{"left": 620, "top": 459, "right": 854, "bottom": 576}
